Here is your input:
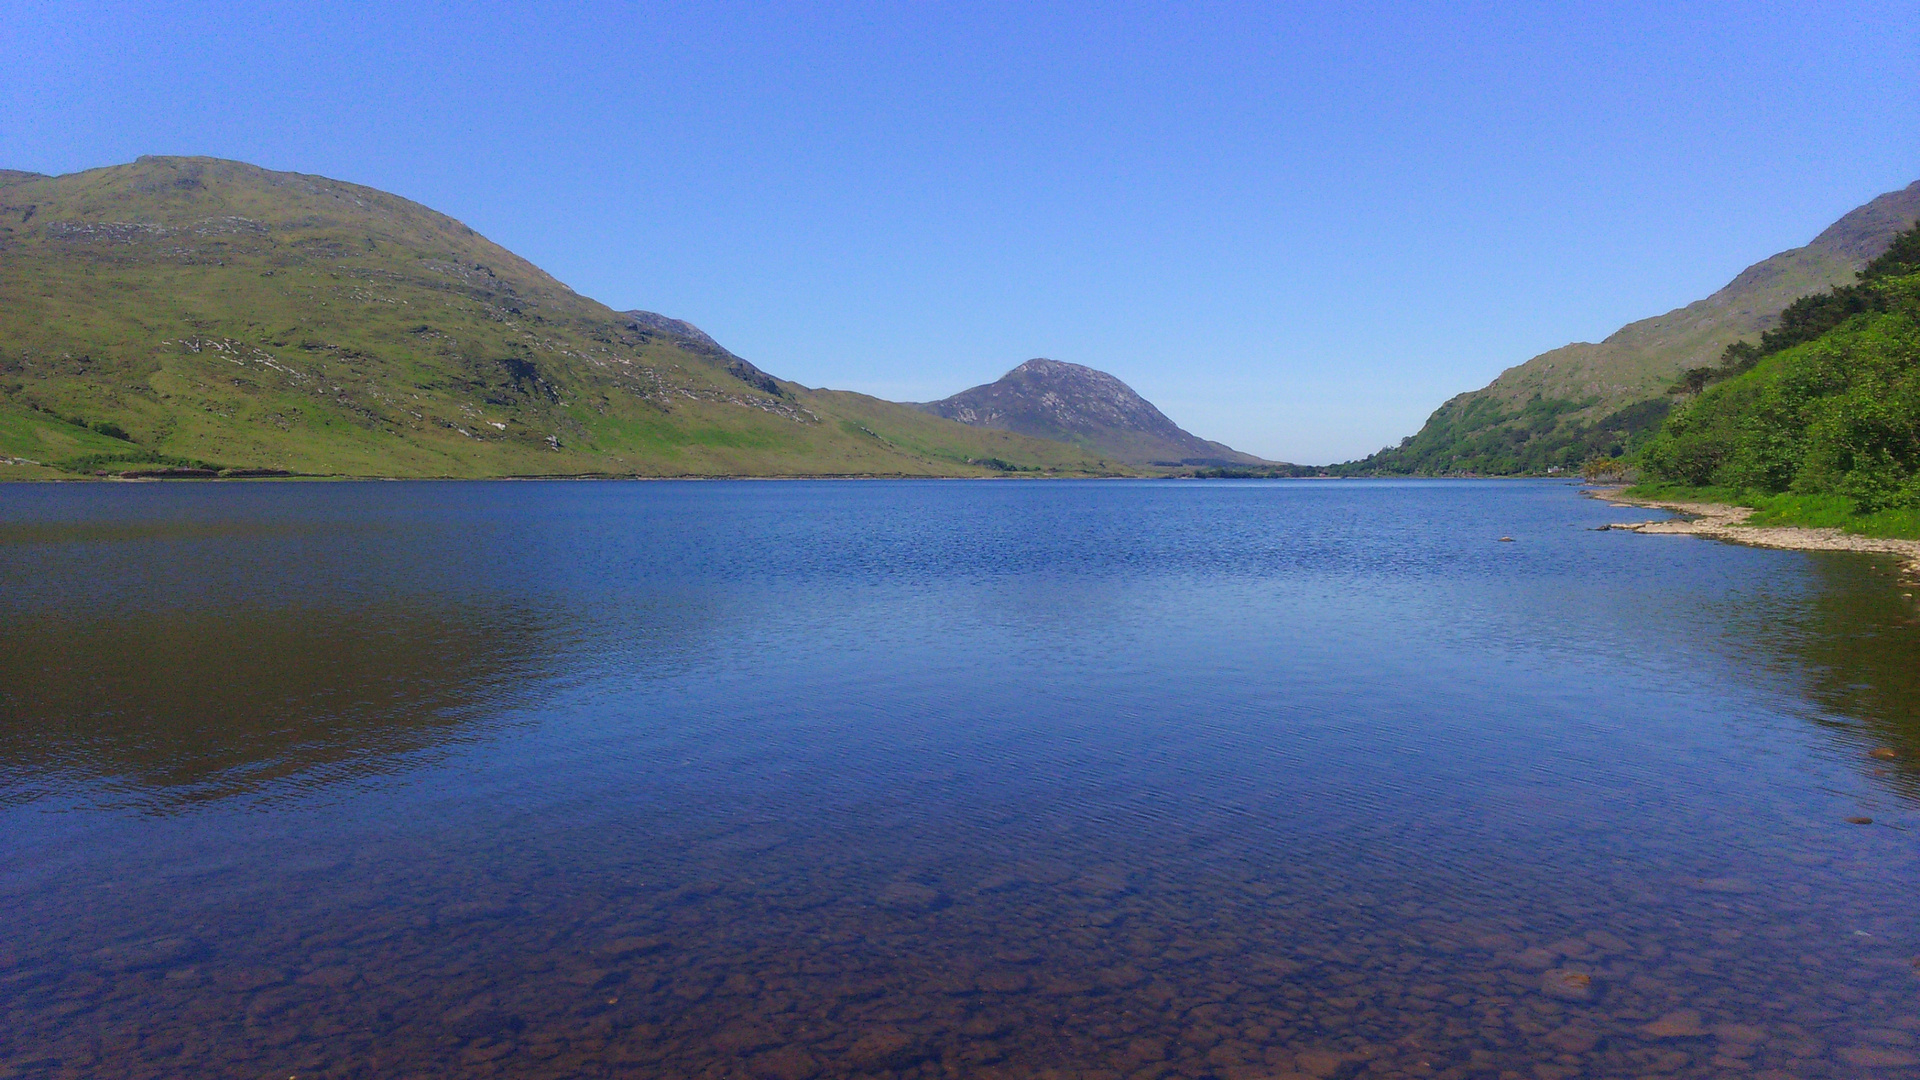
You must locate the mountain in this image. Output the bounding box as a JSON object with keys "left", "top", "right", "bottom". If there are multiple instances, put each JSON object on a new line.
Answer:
{"left": 1344, "top": 180, "right": 1920, "bottom": 475}
{"left": 913, "top": 358, "right": 1274, "bottom": 468}
{"left": 0, "top": 156, "right": 1123, "bottom": 479}
{"left": 1637, "top": 220, "right": 1920, "bottom": 520}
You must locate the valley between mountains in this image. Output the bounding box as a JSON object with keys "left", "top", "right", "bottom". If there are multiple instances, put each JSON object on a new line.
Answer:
{"left": 7, "top": 156, "right": 1916, "bottom": 487}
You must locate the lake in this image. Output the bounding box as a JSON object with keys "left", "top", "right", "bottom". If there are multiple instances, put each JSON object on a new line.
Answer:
{"left": 2, "top": 478, "right": 1916, "bottom": 1079}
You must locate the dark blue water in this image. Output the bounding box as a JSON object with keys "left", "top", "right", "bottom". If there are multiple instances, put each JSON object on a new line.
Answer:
{"left": 2, "top": 479, "right": 1916, "bottom": 1079}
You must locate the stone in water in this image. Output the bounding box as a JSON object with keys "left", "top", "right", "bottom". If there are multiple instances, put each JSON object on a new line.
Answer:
{"left": 1541, "top": 968, "right": 1594, "bottom": 1001}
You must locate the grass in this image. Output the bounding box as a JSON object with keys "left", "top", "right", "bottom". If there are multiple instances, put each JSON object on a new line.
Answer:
{"left": 0, "top": 401, "right": 140, "bottom": 462}
{"left": 1622, "top": 482, "right": 1920, "bottom": 539}
{"left": 58, "top": 449, "right": 225, "bottom": 474}
{"left": 0, "top": 460, "right": 70, "bottom": 480}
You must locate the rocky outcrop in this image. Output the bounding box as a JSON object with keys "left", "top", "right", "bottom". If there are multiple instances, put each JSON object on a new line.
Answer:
{"left": 623, "top": 310, "right": 785, "bottom": 397}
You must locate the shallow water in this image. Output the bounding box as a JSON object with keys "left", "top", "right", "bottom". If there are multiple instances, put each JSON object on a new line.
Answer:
{"left": 1, "top": 478, "right": 1916, "bottom": 1079}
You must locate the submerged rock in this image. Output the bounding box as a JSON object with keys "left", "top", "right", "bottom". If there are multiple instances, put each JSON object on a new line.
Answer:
{"left": 1513, "top": 946, "right": 1557, "bottom": 970}
{"left": 1640, "top": 1009, "right": 1709, "bottom": 1039}
{"left": 1838, "top": 1045, "right": 1920, "bottom": 1068}
{"left": 1713, "top": 1022, "right": 1768, "bottom": 1046}
{"left": 843, "top": 1028, "right": 923, "bottom": 1071}
{"left": 440, "top": 1003, "right": 521, "bottom": 1040}
{"left": 1541, "top": 968, "right": 1595, "bottom": 1001}
{"left": 437, "top": 899, "right": 516, "bottom": 923}
{"left": 712, "top": 1023, "right": 782, "bottom": 1055}
{"left": 294, "top": 965, "right": 357, "bottom": 989}
{"left": 1291, "top": 1047, "right": 1362, "bottom": 1077}
{"left": 973, "top": 969, "right": 1032, "bottom": 993}
{"left": 749, "top": 1046, "right": 820, "bottom": 1080}
{"left": 90, "top": 936, "right": 201, "bottom": 972}
{"left": 876, "top": 881, "right": 947, "bottom": 911}
{"left": 597, "top": 935, "right": 668, "bottom": 959}
{"left": 1543, "top": 1025, "right": 1602, "bottom": 1053}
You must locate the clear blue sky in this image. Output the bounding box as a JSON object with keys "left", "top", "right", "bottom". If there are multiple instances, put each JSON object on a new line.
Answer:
{"left": 4, "top": 2, "right": 1914, "bottom": 462}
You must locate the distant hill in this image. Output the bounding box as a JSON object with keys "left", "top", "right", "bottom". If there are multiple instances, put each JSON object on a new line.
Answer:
{"left": 0, "top": 156, "right": 1123, "bottom": 479}
{"left": 1344, "top": 180, "right": 1920, "bottom": 475}
{"left": 913, "top": 358, "right": 1275, "bottom": 468}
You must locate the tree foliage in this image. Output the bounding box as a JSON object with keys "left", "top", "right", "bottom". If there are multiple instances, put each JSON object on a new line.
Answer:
{"left": 1337, "top": 393, "right": 1669, "bottom": 476}
{"left": 1638, "top": 223, "right": 1920, "bottom": 512}
{"left": 1668, "top": 222, "right": 1920, "bottom": 397}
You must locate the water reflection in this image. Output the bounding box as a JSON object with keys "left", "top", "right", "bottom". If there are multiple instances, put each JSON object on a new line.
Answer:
{"left": 0, "top": 485, "right": 567, "bottom": 810}
{"left": 0, "top": 603, "right": 551, "bottom": 810}
{"left": 1768, "top": 554, "right": 1920, "bottom": 801}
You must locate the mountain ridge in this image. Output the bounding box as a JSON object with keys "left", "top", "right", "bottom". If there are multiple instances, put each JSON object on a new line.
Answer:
{"left": 1344, "top": 180, "right": 1920, "bottom": 475}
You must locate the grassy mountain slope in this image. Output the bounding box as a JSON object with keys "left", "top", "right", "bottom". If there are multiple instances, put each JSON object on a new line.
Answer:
{"left": 1343, "top": 181, "right": 1920, "bottom": 475}
{"left": 0, "top": 157, "right": 1121, "bottom": 479}
{"left": 1633, "top": 222, "right": 1920, "bottom": 535}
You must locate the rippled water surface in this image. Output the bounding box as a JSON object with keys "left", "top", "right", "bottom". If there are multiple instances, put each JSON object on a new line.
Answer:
{"left": 3, "top": 479, "right": 1918, "bottom": 1079}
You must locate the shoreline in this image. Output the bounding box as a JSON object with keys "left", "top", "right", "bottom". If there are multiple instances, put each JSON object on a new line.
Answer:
{"left": 1586, "top": 486, "right": 1920, "bottom": 577}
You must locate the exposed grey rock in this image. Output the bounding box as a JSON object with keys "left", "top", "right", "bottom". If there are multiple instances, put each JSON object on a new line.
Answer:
{"left": 624, "top": 310, "right": 785, "bottom": 397}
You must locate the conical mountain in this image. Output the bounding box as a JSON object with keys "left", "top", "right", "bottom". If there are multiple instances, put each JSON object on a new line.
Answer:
{"left": 915, "top": 358, "right": 1274, "bottom": 467}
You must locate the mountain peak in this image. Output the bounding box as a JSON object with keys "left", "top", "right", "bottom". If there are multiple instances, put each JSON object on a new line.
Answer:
{"left": 914, "top": 359, "right": 1271, "bottom": 467}
{"left": 1806, "top": 180, "right": 1920, "bottom": 264}
{"left": 623, "top": 310, "right": 724, "bottom": 352}
{"left": 619, "top": 310, "right": 784, "bottom": 397}
{"left": 1009, "top": 357, "right": 1088, "bottom": 376}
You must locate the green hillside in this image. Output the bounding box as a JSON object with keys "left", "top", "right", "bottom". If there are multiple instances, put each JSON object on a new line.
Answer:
{"left": 1633, "top": 222, "right": 1920, "bottom": 535}
{"left": 0, "top": 157, "right": 1123, "bottom": 479}
{"left": 1342, "top": 181, "right": 1920, "bottom": 475}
